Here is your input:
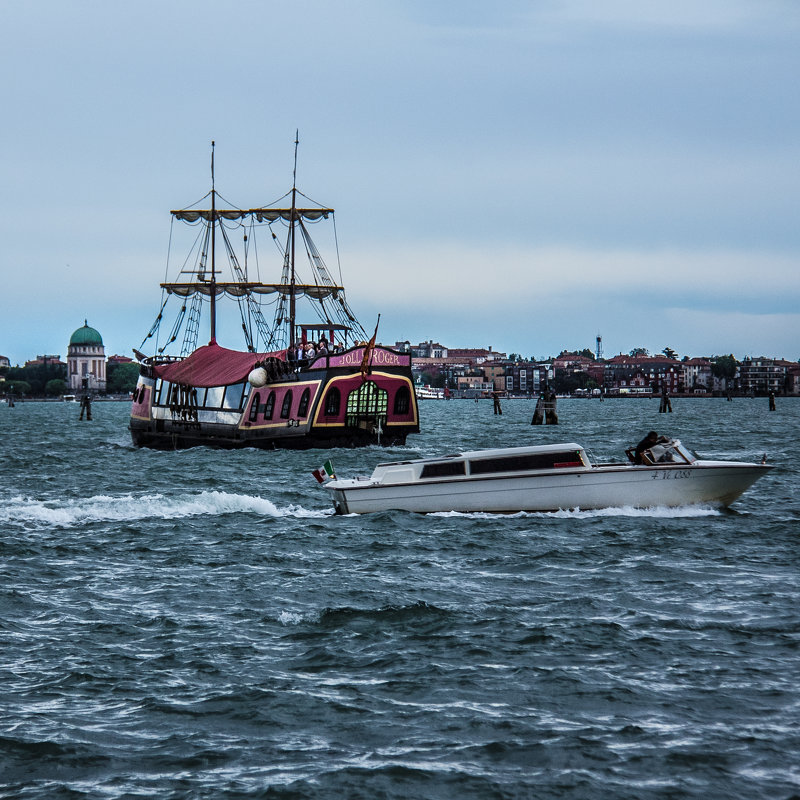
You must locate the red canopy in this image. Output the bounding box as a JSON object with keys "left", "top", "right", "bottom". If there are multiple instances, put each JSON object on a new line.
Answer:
{"left": 153, "top": 342, "right": 287, "bottom": 388}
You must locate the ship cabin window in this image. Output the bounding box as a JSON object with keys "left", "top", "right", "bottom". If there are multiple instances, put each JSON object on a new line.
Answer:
{"left": 249, "top": 392, "right": 261, "bottom": 422}
{"left": 346, "top": 381, "right": 388, "bottom": 416}
{"left": 420, "top": 460, "right": 466, "bottom": 479}
{"left": 280, "top": 390, "right": 293, "bottom": 419}
{"left": 469, "top": 450, "right": 584, "bottom": 475}
{"left": 297, "top": 388, "right": 311, "bottom": 417}
{"left": 264, "top": 391, "right": 276, "bottom": 420}
{"left": 324, "top": 386, "right": 341, "bottom": 416}
{"left": 205, "top": 386, "right": 226, "bottom": 408}
{"left": 222, "top": 383, "right": 246, "bottom": 410}
{"left": 393, "top": 385, "right": 411, "bottom": 415}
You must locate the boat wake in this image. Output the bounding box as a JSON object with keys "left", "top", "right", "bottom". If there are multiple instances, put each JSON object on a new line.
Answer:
{"left": 430, "top": 505, "right": 722, "bottom": 520}
{"left": 0, "top": 490, "right": 332, "bottom": 529}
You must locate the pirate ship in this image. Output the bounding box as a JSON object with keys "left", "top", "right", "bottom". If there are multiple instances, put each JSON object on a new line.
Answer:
{"left": 129, "top": 138, "right": 418, "bottom": 450}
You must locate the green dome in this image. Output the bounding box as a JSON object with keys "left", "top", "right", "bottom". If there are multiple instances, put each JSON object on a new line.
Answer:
{"left": 70, "top": 320, "right": 103, "bottom": 346}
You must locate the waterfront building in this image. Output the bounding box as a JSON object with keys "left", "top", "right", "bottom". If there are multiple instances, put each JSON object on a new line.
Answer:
{"left": 738, "top": 357, "right": 791, "bottom": 395}
{"left": 603, "top": 355, "right": 682, "bottom": 395}
{"left": 24, "top": 354, "right": 66, "bottom": 368}
{"left": 411, "top": 341, "right": 449, "bottom": 359}
{"left": 67, "top": 321, "right": 106, "bottom": 393}
{"left": 502, "top": 361, "right": 550, "bottom": 395}
{"left": 681, "top": 358, "right": 713, "bottom": 393}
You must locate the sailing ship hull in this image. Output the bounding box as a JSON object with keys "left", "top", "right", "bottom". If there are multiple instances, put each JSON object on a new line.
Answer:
{"left": 129, "top": 345, "right": 419, "bottom": 450}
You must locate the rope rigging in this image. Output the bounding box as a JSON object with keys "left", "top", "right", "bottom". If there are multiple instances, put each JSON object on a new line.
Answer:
{"left": 142, "top": 174, "right": 368, "bottom": 358}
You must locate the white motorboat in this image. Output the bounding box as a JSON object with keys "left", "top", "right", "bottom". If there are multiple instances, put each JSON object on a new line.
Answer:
{"left": 323, "top": 439, "right": 772, "bottom": 514}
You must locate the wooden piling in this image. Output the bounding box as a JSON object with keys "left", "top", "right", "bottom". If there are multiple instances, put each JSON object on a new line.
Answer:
{"left": 79, "top": 395, "right": 92, "bottom": 421}
{"left": 531, "top": 395, "right": 544, "bottom": 425}
{"left": 532, "top": 387, "right": 558, "bottom": 425}
{"left": 492, "top": 391, "right": 502, "bottom": 415}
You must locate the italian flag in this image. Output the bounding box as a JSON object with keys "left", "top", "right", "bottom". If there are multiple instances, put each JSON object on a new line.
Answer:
{"left": 312, "top": 460, "right": 336, "bottom": 483}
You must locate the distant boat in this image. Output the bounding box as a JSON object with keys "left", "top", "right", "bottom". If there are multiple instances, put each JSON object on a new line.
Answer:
{"left": 416, "top": 385, "right": 444, "bottom": 399}
{"left": 130, "top": 138, "right": 419, "bottom": 450}
{"left": 322, "top": 439, "right": 772, "bottom": 514}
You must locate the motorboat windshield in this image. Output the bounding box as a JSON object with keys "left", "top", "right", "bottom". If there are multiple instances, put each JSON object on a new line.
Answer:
{"left": 628, "top": 438, "right": 696, "bottom": 466}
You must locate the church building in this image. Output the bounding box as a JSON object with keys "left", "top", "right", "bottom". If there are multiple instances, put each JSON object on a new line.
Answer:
{"left": 67, "top": 321, "right": 106, "bottom": 392}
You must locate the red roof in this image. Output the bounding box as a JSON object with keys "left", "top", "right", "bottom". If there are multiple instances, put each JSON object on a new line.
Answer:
{"left": 154, "top": 342, "right": 286, "bottom": 388}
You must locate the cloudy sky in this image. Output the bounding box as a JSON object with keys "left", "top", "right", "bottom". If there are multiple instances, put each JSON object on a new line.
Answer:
{"left": 1, "top": 0, "right": 798, "bottom": 365}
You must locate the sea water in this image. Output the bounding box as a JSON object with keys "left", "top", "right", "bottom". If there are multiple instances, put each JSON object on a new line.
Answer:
{"left": 1, "top": 397, "right": 798, "bottom": 799}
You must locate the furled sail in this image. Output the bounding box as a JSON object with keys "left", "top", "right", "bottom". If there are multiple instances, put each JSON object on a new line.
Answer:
{"left": 171, "top": 208, "right": 333, "bottom": 223}
{"left": 161, "top": 282, "right": 342, "bottom": 299}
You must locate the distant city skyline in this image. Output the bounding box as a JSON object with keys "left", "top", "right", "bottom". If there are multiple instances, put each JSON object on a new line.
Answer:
{"left": 2, "top": 328, "right": 797, "bottom": 370}
{"left": 2, "top": 2, "right": 799, "bottom": 366}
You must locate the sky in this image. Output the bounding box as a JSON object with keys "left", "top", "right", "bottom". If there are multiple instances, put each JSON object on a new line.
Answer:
{"left": 1, "top": 0, "right": 799, "bottom": 365}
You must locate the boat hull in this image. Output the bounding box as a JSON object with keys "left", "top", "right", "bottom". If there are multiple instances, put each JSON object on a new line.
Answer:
{"left": 129, "top": 419, "right": 411, "bottom": 450}
{"left": 327, "top": 462, "right": 771, "bottom": 514}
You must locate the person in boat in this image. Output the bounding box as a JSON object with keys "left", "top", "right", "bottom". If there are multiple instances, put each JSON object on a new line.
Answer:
{"left": 305, "top": 342, "right": 316, "bottom": 360}
{"left": 634, "top": 431, "right": 659, "bottom": 464}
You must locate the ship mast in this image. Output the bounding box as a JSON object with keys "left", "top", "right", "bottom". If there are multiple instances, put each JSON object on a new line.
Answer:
{"left": 289, "top": 130, "right": 299, "bottom": 352}
{"left": 209, "top": 140, "right": 217, "bottom": 343}
{"left": 155, "top": 135, "right": 363, "bottom": 356}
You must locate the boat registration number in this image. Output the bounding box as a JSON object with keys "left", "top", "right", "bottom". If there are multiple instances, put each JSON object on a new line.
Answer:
{"left": 652, "top": 470, "right": 693, "bottom": 480}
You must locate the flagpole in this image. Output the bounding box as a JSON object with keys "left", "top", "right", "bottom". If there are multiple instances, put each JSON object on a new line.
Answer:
{"left": 360, "top": 314, "right": 380, "bottom": 378}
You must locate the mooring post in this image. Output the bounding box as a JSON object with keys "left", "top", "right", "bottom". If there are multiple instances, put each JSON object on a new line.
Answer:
{"left": 769, "top": 391, "right": 776, "bottom": 411}
{"left": 545, "top": 387, "right": 558, "bottom": 424}
{"left": 79, "top": 394, "right": 92, "bottom": 421}
{"left": 532, "top": 385, "right": 558, "bottom": 425}
{"left": 531, "top": 393, "right": 544, "bottom": 425}
{"left": 492, "top": 391, "right": 502, "bottom": 415}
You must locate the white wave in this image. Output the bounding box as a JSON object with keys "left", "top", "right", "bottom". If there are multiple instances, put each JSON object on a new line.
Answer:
{"left": 276, "top": 610, "right": 306, "bottom": 625}
{"left": 430, "top": 505, "right": 721, "bottom": 520}
{"left": 0, "top": 490, "right": 332, "bottom": 528}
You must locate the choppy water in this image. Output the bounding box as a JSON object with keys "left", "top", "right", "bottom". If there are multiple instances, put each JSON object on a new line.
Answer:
{"left": 1, "top": 396, "right": 798, "bottom": 799}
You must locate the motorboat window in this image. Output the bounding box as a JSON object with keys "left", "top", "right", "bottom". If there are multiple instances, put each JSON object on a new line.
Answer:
{"left": 420, "top": 461, "right": 466, "bottom": 479}
{"left": 469, "top": 450, "right": 584, "bottom": 475}
{"left": 648, "top": 441, "right": 693, "bottom": 465}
